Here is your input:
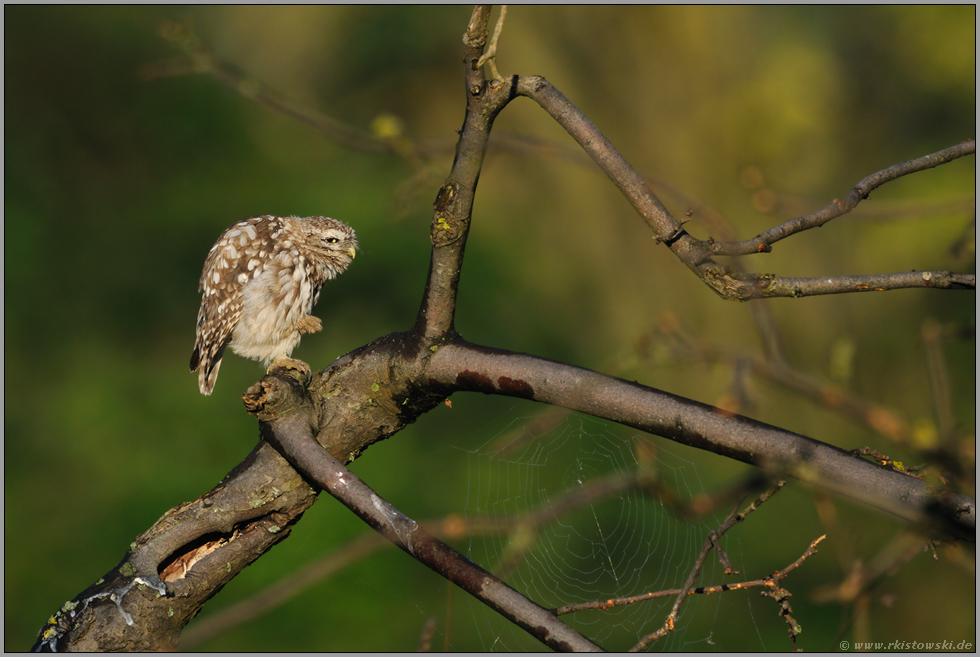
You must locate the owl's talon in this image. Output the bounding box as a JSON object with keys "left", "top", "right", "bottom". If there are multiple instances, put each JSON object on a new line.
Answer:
{"left": 294, "top": 315, "right": 323, "bottom": 335}
{"left": 268, "top": 357, "right": 313, "bottom": 388}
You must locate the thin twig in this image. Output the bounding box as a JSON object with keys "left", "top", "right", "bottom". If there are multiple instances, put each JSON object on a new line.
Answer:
{"left": 812, "top": 530, "right": 931, "bottom": 605}
{"left": 748, "top": 270, "right": 975, "bottom": 296}
{"left": 851, "top": 448, "right": 926, "bottom": 479}
{"left": 628, "top": 482, "right": 789, "bottom": 651}
{"left": 516, "top": 76, "right": 974, "bottom": 299}
{"left": 556, "top": 533, "right": 822, "bottom": 617}
{"left": 710, "top": 141, "right": 977, "bottom": 256}
{"left": 475, "top": 5, "right": 508, "bottom": 81}
{"left": 921, "top": 318, "right": 956, "bottom": 447}
{"left": 647, "top": 315, "right": 917, "bottom": 444}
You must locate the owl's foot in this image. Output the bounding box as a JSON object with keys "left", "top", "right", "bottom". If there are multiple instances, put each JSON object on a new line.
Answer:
{"left": 268, "top": 357, "right": 313, "bottom": 388}
{"left": 294, "top": 315, "right": 323, "bottom": 335}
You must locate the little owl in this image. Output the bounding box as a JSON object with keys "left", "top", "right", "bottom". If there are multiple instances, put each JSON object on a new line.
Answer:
{"left": 191, "top": 215, "right": 358, "bottom": 395}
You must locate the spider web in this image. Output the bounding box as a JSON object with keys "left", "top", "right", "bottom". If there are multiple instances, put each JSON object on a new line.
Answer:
{"left": 452, "top": 411, "right": 765, "bottom": 652}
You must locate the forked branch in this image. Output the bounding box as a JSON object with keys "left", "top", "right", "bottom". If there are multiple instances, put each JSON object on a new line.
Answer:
{"left": 516, "top": 76, "right": 975, "bottom": 299}
{"left": 253, "top": 370, "right": 604, "bottom": 653}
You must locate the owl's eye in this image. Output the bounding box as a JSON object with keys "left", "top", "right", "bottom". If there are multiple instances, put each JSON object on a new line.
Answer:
{"left": 325, "top": 237, "right": 339, "bottom": 243}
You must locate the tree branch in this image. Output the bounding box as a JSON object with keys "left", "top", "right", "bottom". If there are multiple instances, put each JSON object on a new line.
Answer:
{"left": 629, "top": 483, "right": 819, "bottom": 652}
{"left": 151, "top": 22, "right": 974, "bottom": 303}
{"left": 515, "top": 75, "right": 974, "bottom": 300}
{"left": 713, "top": 269, "right": 975, "bottom": 297}
{"left": 183, "top": 462, "right": 748, "bottom": 647}
{"left": 556, "top": 533, "right": 823, "bottom": 617}
{"left": 710, "top": 141, "right": 977, "bottom": 256}
{"left": 425, "top": 339, "right": 976, "bottom": 541}
{"left": 516, "top": 76, "right": 685, "bottom": 247}
{"left": 253, "top": 368, "right": 605, "bottom": 652}
{"left": 32, "top": 439, "right": 320, "bottom": 651}
{"left": 413, "top": 5, "right": 518, "bottom": 340}
{"left": 475, "top": 5, "right": 508, "bottom": 82}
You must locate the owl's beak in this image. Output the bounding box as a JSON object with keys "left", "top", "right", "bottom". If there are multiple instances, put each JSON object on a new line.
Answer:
{"left": 347, "top": 247, "right": 357, "bottom": 259}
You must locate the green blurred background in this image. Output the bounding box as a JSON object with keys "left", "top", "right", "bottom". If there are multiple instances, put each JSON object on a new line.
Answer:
{"left": 5, "top": 6, "right": 975, "bottom": 651}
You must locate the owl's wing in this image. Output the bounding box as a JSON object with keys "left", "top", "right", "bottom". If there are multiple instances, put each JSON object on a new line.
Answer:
{"left": 191, "top": 220, "right": 274, "bottom": 392}
{"left": 190, "top": 266, "right": 244, "bottom": 394}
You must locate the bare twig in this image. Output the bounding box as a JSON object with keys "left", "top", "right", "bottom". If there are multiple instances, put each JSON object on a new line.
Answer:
{"left": 745, "top": 270, "right": 975, "bottom": 297}
{"left": 922, "top": 318, "right": 957, "bottom": 447}
{"left": 556, "top": 533, "right": 823, "bottom": 618}
{"left": 646, "top": 314, "right": 914, "bottom": 444}
{"left": 515, "top": 76, "right": 974, "bottom": 299}
{"left": 851, "top": 448, "right": 926, "bottom": 479}
{"left": 475, "top": 5, "right": 508, "bottom": 81}
{"left": 628, "top": 483, "right": 801, "bottom": 652}
{"left": 812, "top": 530, "right": 931, "bottom": 605}
{"left": 711, "top": 141, "right": 977, "bottom": 256}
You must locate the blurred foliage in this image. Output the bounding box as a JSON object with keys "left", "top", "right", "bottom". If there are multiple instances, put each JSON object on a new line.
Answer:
{"left": 4, "top": 5, "right": 974, "bottom": 652}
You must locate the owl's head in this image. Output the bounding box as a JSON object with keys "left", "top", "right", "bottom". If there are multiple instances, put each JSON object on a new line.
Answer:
{"left": 301, "top": 216, "right": 359, "bottom": 274}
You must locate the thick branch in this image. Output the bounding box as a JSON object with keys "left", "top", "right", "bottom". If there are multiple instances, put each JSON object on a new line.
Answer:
{"left": 33, "top": 438, "right": 319, "bottom": 651}
{"left": 414, "top": 6, "right": 519, "bottom": 340}
{"left": 257, "top": 372, "right": 605, "bottom": 652}
{"left": 425, "top": 340, "right": 976, "bottom": 541}
{"left": 33, "top": 346, "right": 431, "bottom": 652}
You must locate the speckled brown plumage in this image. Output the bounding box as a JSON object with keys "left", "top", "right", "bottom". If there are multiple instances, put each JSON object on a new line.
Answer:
{"left": 190, "top": 215, "right": 357, "bottom": 395}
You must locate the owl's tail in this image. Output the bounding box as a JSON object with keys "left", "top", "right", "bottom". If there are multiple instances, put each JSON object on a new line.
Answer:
{"left": 190, "top": 343, "right": 225, "bottom": 396}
